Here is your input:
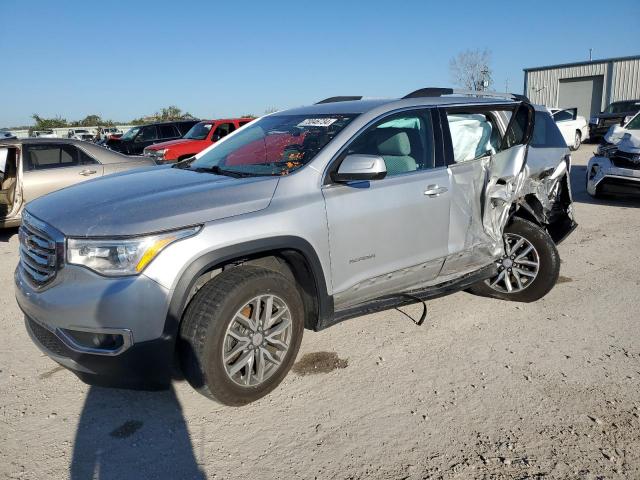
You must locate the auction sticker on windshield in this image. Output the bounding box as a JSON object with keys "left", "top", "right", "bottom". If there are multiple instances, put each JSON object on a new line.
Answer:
{"left": 297, "top": 118, "right": 338, "bottom": 127}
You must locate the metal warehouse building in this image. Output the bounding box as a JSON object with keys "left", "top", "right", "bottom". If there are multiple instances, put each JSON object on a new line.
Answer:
{"left": 524, "top": 55, "right": 640, "bottom": 120}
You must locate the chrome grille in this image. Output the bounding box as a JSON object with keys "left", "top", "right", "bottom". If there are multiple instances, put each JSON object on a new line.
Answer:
{"left": 19, "top": 213, "right": 59, "bottom": 287}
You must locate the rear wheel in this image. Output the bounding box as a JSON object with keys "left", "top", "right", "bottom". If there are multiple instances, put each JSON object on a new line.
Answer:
{"left": 178, "top": 265, "right": 304, "bottom": 406}
{"left": 469, "top": 217, "right": 560, "bottom": 302}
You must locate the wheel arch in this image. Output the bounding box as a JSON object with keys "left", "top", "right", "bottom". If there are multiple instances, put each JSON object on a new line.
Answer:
{"left": 511, "top": 173, "right": 576, "bottom": 244}
{"left": 163, "top": 236, "right": 333, "bottom": 346}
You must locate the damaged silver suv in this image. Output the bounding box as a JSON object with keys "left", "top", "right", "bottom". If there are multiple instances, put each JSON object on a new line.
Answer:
{"left": 15, "top": 89, "right": 576, "bottom": 405}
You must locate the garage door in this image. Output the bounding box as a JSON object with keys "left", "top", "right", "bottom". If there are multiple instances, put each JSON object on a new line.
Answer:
{"left": 558, "top": 75, "right": 604, "bottom": 119}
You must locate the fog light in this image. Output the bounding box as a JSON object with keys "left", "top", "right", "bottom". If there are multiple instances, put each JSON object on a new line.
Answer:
{"left": 60, "top": 329, "right": 124, "bottom": 351}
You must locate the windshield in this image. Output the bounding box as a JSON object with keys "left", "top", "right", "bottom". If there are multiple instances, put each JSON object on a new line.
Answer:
{"left": 606, "top": 101, "right": 640, "bottom": 114}
{"left": 187, "top": 114, "right": 357, "bottom": 176}
{"left": 184, "top": 122, "right": 213, "bottom": 140}
{"left": 626, "top": 114, "right": 640, "bottom": 130}
{"left": 120, "top": 127, "right": 140, "bottom": 141}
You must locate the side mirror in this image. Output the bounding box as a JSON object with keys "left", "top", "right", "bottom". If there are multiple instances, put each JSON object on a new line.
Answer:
{"left": 332, "top": 154, "right": 387, "bottom": 183}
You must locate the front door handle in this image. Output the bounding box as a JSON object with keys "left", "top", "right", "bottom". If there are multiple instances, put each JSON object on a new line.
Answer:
{"left": 424, "top": 184, "right": 448, "bottom": 197}
{"left": 79, "top": 170, "right": 97, "bottom": 176}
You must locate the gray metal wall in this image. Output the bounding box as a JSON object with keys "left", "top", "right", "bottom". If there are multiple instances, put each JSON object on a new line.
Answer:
{"left": 524, "top": 57, "right": 640, "bottom": 113}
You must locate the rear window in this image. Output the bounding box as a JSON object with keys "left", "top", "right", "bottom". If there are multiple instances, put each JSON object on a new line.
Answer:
{"left": 530, "top": 111, "right": 567, "bottom": 148}
{"left": 26, "top": 144, "right": 77, "bottom": 169}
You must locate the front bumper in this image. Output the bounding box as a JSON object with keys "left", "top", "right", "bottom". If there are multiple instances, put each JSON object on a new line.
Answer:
{"left": 586, "top": 159, "right": 640, "bottom": 196}
{"left": 15, "top": 264, "right": 175, "bottom": 389}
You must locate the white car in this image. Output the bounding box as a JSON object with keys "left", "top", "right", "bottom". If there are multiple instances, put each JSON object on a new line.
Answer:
{"left": 67, "top": 129, "right": 94, "bottom": 141}
{"left": 550, "top": 108, "right": 588, "bottom": 151}
{"left": 0, "top": 131, "right": 17, "bottom": 140}
{"left": 31, "top": 130, "right": 57, "bottom": 138}
{"left": 586, "top": 113, "right": 640, "bottom": 197}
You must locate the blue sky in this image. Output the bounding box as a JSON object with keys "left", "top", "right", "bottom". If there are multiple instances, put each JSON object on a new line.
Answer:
{"left": 1, "top": 0, "right": 638, "bottom": 127}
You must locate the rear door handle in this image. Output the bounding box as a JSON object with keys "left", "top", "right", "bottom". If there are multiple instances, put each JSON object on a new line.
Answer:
{"left": 79, "top": 170, "right": 97, "bottom": 176}
{"left": 424, "top": 184, "right": 448, "bottom": 197}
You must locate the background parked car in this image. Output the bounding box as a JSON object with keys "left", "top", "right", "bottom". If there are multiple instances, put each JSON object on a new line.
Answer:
{"left": 0, "top": 130, "right": 17, "bottom": 140}
{"left": 587, "top": 113, "right": 640, "bottom": 198}
{"left": 550, "top": 107, "right": 588, "bottom": 150}
{"left": 106, "top": 120, "right": 199, "bottom": 155}
{"left": 67, "top": 128, "right": 94, "bottom": 141}
{"left": 589, "top": 99, "right": 640, "bottom": 141}
{"left": 0, "top": 138, "right": 155, "bottom": 228}
{"left": 143, "top": 118, "right": 254, "bottom": 163}
{"left": 97, "top": 127, "right": 122, "bottom": 140}
{"left": 31, "top": 130, "right": 57, "bottom": 138}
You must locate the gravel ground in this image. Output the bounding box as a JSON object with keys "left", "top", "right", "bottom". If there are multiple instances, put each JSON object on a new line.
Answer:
{"left": 1, "top": 145, "right": 639, "bottom": 480}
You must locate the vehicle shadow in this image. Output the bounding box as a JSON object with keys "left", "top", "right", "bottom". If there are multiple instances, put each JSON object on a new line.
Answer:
{"left": 70, "top": 385, "right": 206, "bottom": 480}
{"left": 570, "top": 165, "right": 640, "bottom": 208}
{"left": 0, "top": 226, "right": 18, "bottom": 242}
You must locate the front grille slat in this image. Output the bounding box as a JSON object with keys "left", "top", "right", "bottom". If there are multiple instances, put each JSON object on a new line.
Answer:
{"left": 19, "top": 213, "right": 59, "bottom": 287}
{"left": 19, "top": 245, "right": 54, "bottom": 268}
{"left": 20, "top": 249, "right": 53, "bottom": 276}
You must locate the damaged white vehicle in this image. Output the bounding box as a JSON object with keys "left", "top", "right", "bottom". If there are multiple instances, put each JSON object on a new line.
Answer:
{"left": 587, "top": 112, "right": 640, "bottom": 197}
{"left": 16, "top": 89, "right": 576, "bottom": 405}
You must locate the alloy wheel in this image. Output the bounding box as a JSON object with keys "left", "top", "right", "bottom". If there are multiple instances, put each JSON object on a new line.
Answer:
{"left": 222, "top": 294, "right": 292, "bottom": 387}
{"left": 486, "top": 233, "right": 540, "bottom": 294}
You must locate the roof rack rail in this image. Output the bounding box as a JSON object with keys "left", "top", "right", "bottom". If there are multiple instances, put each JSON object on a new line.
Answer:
{"left": 315, "top": 96, "right": 363, "bottom": 104}
{"left": 402, "top": 87, "right": 529, "bottom": 102}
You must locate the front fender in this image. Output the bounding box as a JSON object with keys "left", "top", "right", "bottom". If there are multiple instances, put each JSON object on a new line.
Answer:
{"left": 162, "top": 236, "right": 333, "bottom": 342}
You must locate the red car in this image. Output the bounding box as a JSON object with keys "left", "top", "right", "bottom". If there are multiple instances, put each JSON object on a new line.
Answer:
{"left": 143, "top": 118, "right": 254, "bottom": 163}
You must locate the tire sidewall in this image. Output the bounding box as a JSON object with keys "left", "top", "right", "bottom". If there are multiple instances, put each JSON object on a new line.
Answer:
{"left": 182, "top": 268, "right": 305, "bottom": 406}
{"left": 469, "top": 217, "right": 560, "bottom": 302}
{"left": 497, "top": 217, "right": 560, "bottom": 302}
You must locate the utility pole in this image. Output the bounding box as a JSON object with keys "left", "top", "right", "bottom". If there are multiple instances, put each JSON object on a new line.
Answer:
{"left": 589, "top": 48, "right": 593, "bottom": 61}
{"left": 505, "top": 78, "right": 510, "bottom": 93}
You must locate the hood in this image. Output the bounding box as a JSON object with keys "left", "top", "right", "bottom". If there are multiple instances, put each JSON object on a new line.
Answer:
{"left": 618, "top": 132, "right": 640, "bottom": 154}
{"left": 26, "top": 166, "right": 280, "bottom": 237}
{"left": 604, "top": 125, "right": 628, "bottom": 144}
{"left": 146, "top": 138, "right": 202, "bottom": 150}
{"left": 605, "top": 125, "right": 640, "bottom": 146}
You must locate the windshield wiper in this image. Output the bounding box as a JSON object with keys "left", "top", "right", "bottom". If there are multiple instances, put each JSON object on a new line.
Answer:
{"left": 190, "top": 165, "right": 255, "bottom": 178}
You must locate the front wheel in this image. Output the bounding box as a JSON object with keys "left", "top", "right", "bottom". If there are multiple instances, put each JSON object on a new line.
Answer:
{"left": 469, "top": 217, "right": 560, "bottom": 302}
{"left": 178, "top": 265, "right": 304, "bottom": 406}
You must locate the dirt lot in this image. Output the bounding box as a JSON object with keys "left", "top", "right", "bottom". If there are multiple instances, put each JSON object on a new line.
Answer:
{"left": 1, "top": 145, "right": 639, "bottom": 480}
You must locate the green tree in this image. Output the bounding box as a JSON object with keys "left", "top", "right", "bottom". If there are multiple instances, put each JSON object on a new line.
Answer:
{"left": 130, "top": 106, "right": 195, "bottom": 124}
{"left": 78, "top": 114, "right": 103, "bottom": 127}
{"left": 31, "top": 114, "right": 68, "bottom": 129}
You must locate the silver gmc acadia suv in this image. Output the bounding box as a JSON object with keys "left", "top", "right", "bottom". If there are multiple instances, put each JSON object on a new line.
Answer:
{"left": 15, "top": 88, "right": 576, "bottom": 405}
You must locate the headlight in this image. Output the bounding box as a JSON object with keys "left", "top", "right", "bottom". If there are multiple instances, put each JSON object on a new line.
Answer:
{"left": 67, "top": 226, "right": 201, "bottom": 276}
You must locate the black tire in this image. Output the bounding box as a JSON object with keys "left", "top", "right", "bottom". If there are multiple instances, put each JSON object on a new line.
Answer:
{"left": 570, "top": 130, "right": 581, "bottom": 151}
{"left": 469, "top": 217, "right": 560, "bottom": 302}
{"left": 178, "top": 265, "right": 304, "bottom": 406}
